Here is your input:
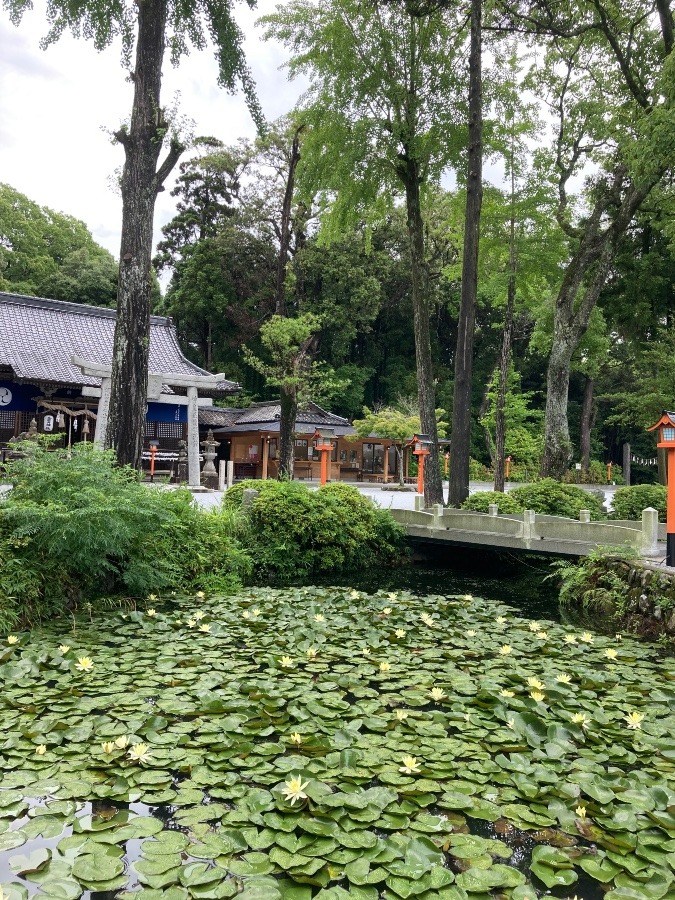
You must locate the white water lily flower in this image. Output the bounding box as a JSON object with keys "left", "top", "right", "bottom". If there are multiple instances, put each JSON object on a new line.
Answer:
{"left": 535, "top": 631, "right": 548, "bottom": 640}
{"left": 35, "top": 744, "right": 47, "bottom": 755}
{"left": 128, "top": 743, "right": 152, "bottom": 762}
{"left": 379, "top": 661, "right": 391, "bottom": 673}
{"left": 186, "top": 619, "right": 196, "bottom": 627}
{"left": 198, "top": 623, "right": 211, "bottom": 633}
{"left": 290, "top": 732, "right": 303, "bottom": 745}
{"left": 282, "top": 775, "right": 309, "bottom": 805}
{"left": 75, "top": 656, "right": 94, "bottom": 672}
{"left": 387, "top": 592, "right": 397, "bottom": 600}
{"left": 195, "top": 591, "right": 205, "bottom": 599}
{"left": 605, "top": 648, "right": 618, "bottom": 660}
{"left": 463, "top": 594, "right": 473, "bottom": 601}
{"left": 507, "top": 718, "right": 515, "bottom": 730}
{"left": 466, "top": 629, "right": 477, "bottom": 637}
{"left": 58, "top": 644, "right": 70, "bottom": 654}
{"left": 349, "top": 590, "right": 361, "bottom": 599}
{"left": 147, "top": 594, "right": 158, "bottom": 602}
{"left": 499, "top": 645, "right": 512, "bottom": 656}
{"left": 499, "top": 689, "right": 514, "bottom": 698}
{"left": 101, "top": 741, "right": 116, "bottom": 754}
{"left": 556, "top": 673, "right": 572, "bottom": 684}
{"left": 114, "top": 735, "right": 129, "bottom": 749}
{"left": 528, "top": 621, "right": 540, "bottom": 632}
{"left": 580, "top": 632, "right": 594, "bottom": 643}
{"left": 194, "top": 611, "right": 206, "bottom": 620}
{"left": 564, "top": 634, "right": 578, "bottom": 644}
{"left": 395, "top": 709, "right": 409, "bottom": 721}
{"left": 571, "top": 713, "right": 589, "bottom": 728}
{"left": 242, "top": 611, "right": 250, "bottom": 619}
{"left": 395, "top": 629, "right": 406, "bottom": 638}
{"left": 306, "top": 647, "right": 318, "bottom": 659}
{"left": 576, "top": 805, "right": 587, "bottom": 819}
{"left": 362, "top": 647, "right": 371, "bottom": 655}
{"left": 146, "top": 609, "right": 157, "bottom": 617}
{"left": 530, "top": 691, "right": 545, "bottom": 702}
{"left": 280, "top": 656, "right": 294, "bottom": 668}
{"left": 382, "top": 607, "right": 392, "bottom": 615}
{"left": 495, "top": 615, "right": 507, "bottom": 625}
{"left": 252, "top": 608, "right": 261, "bottom": 616}
{"left": 399, "top": 755, "right": 421, "bottom": 774}
{"left": 430, "top": 687, "right": 446, "bottom": 702}
{"left": 527, "top": 677, "right": 544, "bottom": 690}
{"left": 7, "top": 635, "right": 19, "bottom": 645}
{"left": 624, "top": 711, "right": 644, "bottom": 729}
{"left": 314, "top": 614, "right": 325, "bottom": 623}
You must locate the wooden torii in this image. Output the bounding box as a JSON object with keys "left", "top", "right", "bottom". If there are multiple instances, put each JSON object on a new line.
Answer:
{"left": 72, "top": 355, "right": 224, "bottom": 489}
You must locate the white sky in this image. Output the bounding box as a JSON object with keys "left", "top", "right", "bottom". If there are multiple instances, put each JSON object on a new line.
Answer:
{"left": 0, "top": 0, "right": 302, "bottom": 259}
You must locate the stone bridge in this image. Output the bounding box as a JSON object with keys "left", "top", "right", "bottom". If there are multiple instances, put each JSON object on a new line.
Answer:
{"left": 390, "top": 503, "right": 663, "bottom": 558}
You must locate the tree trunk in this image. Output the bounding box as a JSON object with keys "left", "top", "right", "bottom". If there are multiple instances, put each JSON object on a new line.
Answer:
{"left": 449, "top": 0, "right": 483, "bottom": 506}
{"left": 494, "top": 157, "right": 516, "bottom": 493}
{"left": 623, "top": 441, "right": 631, "bottom": 487}
{"left": 275, "top": 126, "right": 304, "bottom": 317}
{"left": 540, "top": 336, "right": 575, "bottom": 477}
{"left": 278, "top": 384, "right": 297, "bottom": 480}
{"left": 580, "top": 376, "right": 596, "bottom": 474}
{"left": 105, "top": 0, "right": 183, "bottom": 468}
{"left": 403, "top": 161, "right": 443, "bottom": 507}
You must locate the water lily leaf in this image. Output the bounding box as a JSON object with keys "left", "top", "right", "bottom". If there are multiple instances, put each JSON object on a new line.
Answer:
{"left": 71, "top": 853, "right": 125, "bottom": 884}
{"left": 0, "top": 883, "right": 28, "bottom": 900}
{"left": 0, "top": 830, "right": 27, "bottom": 851}
{"left": 10, "top": 848, "right": 51, "bottom": 875}
{"left": 34, "top": 878, "right": 82, "bottom": 899}
{"left": 237, "top": 877, "right": 282, "bottom": 900}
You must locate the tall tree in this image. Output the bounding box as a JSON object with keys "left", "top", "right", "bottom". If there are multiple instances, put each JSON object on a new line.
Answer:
{"left": 495, "top": 0, "right": 675, "bottom": 476}
{"left": 262, "top": 0, "right": 467, "bottom": 505}
{"left": 448, "top": 0, "right": 483, "bottom": 506}
{"left": 5, "top": 0, "right": 262, "bottom": 468}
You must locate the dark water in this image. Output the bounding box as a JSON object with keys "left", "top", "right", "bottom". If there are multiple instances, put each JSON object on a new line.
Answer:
{"left": 301, "top": 554, "right": 562, "bottom": 623}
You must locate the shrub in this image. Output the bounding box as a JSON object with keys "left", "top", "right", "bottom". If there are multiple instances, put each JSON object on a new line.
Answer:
{"left": 225, "top": 479, "right": 406, "bottom": 578}
{"left": 509, "top": 478, "right": 606, "bottom": 520}
{"left": 610, "top": 484, "right": 667, "bottom": 522}
{"left": 469, "top": 458, "right": 492, "bottom": 481}
{"left": 0, "top": 443, "right": 248, "bottom": 628}
{"left": 461, "top": 491, "right": 524, "bottom": 514}
{"left": 561, "top": 461, "right": 625, "bottom": 485}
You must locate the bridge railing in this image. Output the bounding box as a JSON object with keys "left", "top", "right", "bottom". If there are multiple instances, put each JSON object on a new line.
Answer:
{"left": 390, "top": 504, "right": 661, "bottom": 557}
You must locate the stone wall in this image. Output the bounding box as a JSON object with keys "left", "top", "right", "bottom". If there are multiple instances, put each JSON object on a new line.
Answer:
{"left": 561, "top": 556, "right": 675, "bottom": 640}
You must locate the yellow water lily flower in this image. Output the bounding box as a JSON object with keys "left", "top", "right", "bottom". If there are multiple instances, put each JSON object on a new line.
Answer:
{"left": 399, "top": 755, "right": 421, "bottom": 774}
{"left": 280, "top": 656, "right": 294, "bottom": 668}
{"left": 420, "top": 614, "right": 434, "bottom": 626}
{"left": 198, "top": 623, "right": 211, "bottom": 633}
{"left": 349, "top": 590, "right": 361, "bottom": 599}
{"left": 430, "top": 687, "right": 446, "bottom": 702}
{"left": 128, "top": 743, "right": 152, "bottom": 762}
{"left": 306, "top": 647, "right": 318, "bottom": 659}
{"left": 101, "top": 741, "right": 116, "bottom": 754}
{"left": 379, "top": 661, "right": 391, "bottom": 673}
{"left": 536, "top": 631, "right": 548, "bottom": 640}
{"left": 252, "top": 608, "right": 262, "bottom": 616}
{"left": 382, "top": 607, "right": 392, "bottom": 615}
{"left": 571, "top": 713, "right": 589, "bottom": 728}
{"left": 499, "top": 689, "right": 515, "bottom": 698}
{"left": 7, "top": 635, "right": 19, "bottom": 645}
{"left": 387, "top": 592, "right": 397, "bottom": 600}
{"left": 186, "top": 619, "right": 196, "bottom": 627}
{"left": 242, "top": 611, "right": 250, "bottom": 619}
{"left": 496, "top": 615, "right": 507, "bottom": 625}
{"left": 528, "top": 621, "right": 540, "bottom": 632}
{"left": 282, "top": 775, "right": 309, "bottom": 805}
{"left": 114, "top": 735, "right": 129, "bottom": 749}
{"left": 35, "top": 744, "right": 47, "bottom": 755}
{"left": 290, "top": 732, "right": 303, "bottom": 745}
{"left": 194, "top": 611, "right": 205, "bottom": 620}
{"left": 58, "top": 644, "right": 70, "bottom": 654}
{"left": 75, "top": 656, "right": 94, "bottom": 672}
{"left": 395, "top": 629, "right": 406, "bottom": 638}
{"left": 605, "top": 648, "right": 618, "bottom": 660}
{"left": 576, "top": 805, "right": 587, "bottom": 819}
{"left": 530, "top": 691, "right": 545, "bottom": 702}
{"left": 467, "top": 629, "right": 477, "bottom": 637}
{"left": 564, "top": 634, "right": 578, "bottom": 644}
{"left": 362, "top": 647, "right": 371, "bottom": 655}
{"left": 146, "top": 609, "right": 157, "bottom": 617}
{"left": 147, "top": 594, "right": 158, "bottom": 602}
{"left": 527, "top": 677, "right": 544, "bottom": 690}
{"left": 499, "top": 645, "right": 512, "bottom": 656}
{"left": 624, "top": 711, "right": 644, "bottom": 730}
{"left": 314, "top": 614, "right": 325, "bottom": 622}
{"left": 580, "top": 632, "right": 594, "bottom": 643}
{"left": 463, "top": 594, "right": 473, "bottom": 601}
{"left": 195, "top": 591, "right": 205, "bottom": 599}
{"left": 395, "top": 709, "right": 409, "bottom": 721}
{"left": 556, "top": 673, "right": 572, "bottom": 684}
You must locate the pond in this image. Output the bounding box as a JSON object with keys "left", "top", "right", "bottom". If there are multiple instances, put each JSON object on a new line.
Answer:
{"left": 1, "top": 583, "right": 674, "bottom": 900}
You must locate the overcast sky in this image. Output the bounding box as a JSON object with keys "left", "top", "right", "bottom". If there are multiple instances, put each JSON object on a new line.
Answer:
{"left": 0, "top": 0, "right": 302, "bottom": 259}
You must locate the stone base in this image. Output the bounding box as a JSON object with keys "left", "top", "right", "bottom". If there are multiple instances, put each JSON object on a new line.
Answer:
{"left": 201, "top": 473, "right": 220, "bottom": 490}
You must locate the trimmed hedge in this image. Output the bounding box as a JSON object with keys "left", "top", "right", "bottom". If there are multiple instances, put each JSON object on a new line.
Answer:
{"left": 461, "top": 491, "right": 524, "bottom": 515}
{"left": 610, "top": 484, "right": 667, "bottom": 522}
{"left": 509, "top": 478, "right": 606, "bottom": 520}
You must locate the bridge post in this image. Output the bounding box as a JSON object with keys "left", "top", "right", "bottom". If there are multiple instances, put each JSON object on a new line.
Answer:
{"left": 414, "top": 495, "right": 425, "bottom": 512}
{"left": 579, "top": 509, "right": 590, "bottom": 523}
{"left": 432, "top": 503, "right": 444, "bottom": 527}
{"left": 488, "top": 504, "right": 498, "bottom": 517}
{"left": 522, "top": 509, "right": 535, "bottom": 547}
{"left": 641, "top": 507, "right": 659, "bottom": 557}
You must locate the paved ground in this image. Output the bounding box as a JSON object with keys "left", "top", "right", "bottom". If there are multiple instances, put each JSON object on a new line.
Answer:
{"left": 192, "top": 480, "right": 621, "bottom": 511}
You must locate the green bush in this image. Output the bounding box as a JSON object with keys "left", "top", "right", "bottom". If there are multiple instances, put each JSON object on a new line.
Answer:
{"left": 509, "top": 478, "right": 606, "bottom": 520}
{"left": 561, "top": 460, "right": 625, "bottom": 485}
{"left": 469, "top": 458, "right": 492, "bottom": 481}
{"left": 610, "top": 484, "right": 667, "bottom": 522}
{"left": 461, "top": 491, "right": 525, "bottom": 514}
{"left": 0, "top": 443, "right": 249, "bottom": 629}
{"left": 225, "top": 479, "right": 406, "bottom": 578}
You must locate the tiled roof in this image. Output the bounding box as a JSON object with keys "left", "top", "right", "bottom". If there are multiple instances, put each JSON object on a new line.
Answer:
{"left": 210, "top": 401, "right": 355, "bottom": 436}
{"left": 198, "top": 407, "right": 242, "bottom": 427}
{"left": 0, "top": 292, "right": 239, "bottom": 393}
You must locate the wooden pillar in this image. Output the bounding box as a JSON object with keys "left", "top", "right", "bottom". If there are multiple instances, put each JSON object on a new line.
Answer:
{"left": 623, "top": 442, "right": 631, "bottom": 487}
{"left": 383, "top": 444, "right": 389, "bottom": 483}
{"left": 262, "top": 435, "right": 270, "bottom": 480}
{"left": 187, "top": 386, "right": 200, "bottom": 488}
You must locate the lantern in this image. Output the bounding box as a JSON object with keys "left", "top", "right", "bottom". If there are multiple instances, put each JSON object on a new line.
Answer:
{"left": 312, "top": 428, "right": 336, "bottom": 485}
{"left": 647, "top": 412, "right": 675, "bottom": 565}
{"left": 405, "top": 434, "right": 432, "bottom": 497}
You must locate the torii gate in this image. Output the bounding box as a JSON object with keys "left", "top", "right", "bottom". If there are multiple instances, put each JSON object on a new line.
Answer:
{"left": 72, "top": 356, "right": 224, "bottom": 489}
